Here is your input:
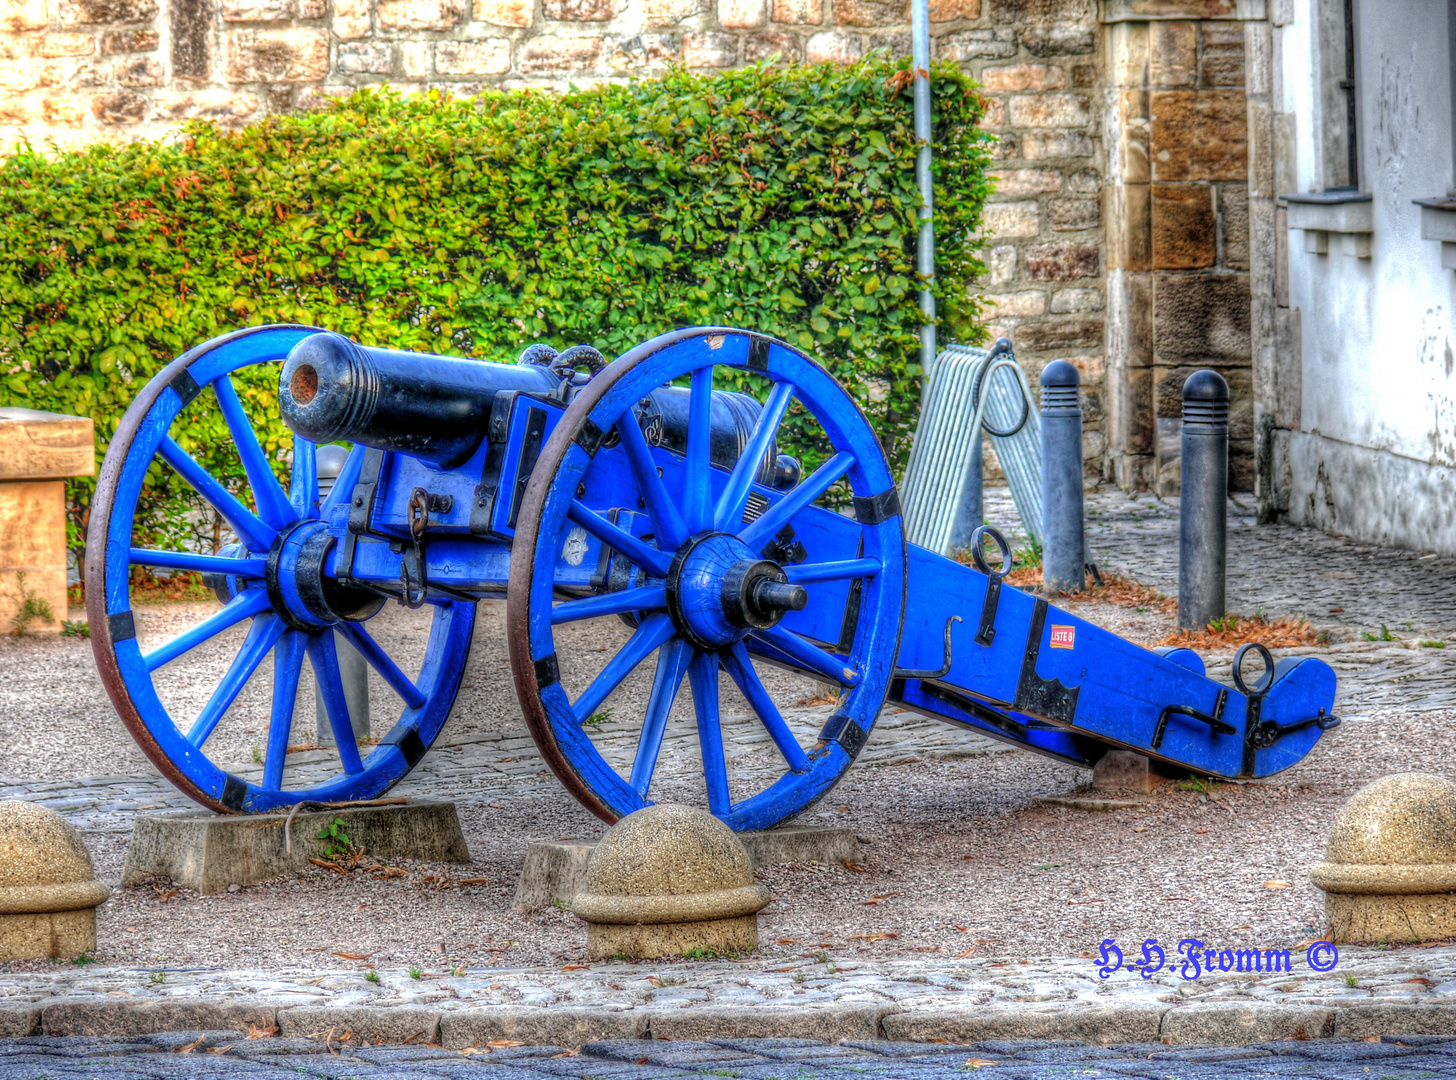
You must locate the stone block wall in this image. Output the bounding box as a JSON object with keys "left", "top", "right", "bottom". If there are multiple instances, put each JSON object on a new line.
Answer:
{"left": 1102, "top": 9, "right": 1254, "bottom": 494}
{"left": 0, "top": 0, "right": 1108, "bottom": 472}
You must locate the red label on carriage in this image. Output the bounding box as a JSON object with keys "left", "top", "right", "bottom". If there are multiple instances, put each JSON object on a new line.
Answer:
{"left": 1049, "top": 625, "right": 1075, "bottom": 649}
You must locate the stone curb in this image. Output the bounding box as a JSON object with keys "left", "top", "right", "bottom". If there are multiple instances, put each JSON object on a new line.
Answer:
{"left": 13, "top": 999, "right": 1456, "bottom": 1047}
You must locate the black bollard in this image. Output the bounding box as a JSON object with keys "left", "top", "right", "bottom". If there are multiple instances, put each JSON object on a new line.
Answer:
{"left": 1039, "top": 360, "right": 1084, "bottom": 594}
{"left": 1178, "top": 370, "right": 1229, "bottom": 631}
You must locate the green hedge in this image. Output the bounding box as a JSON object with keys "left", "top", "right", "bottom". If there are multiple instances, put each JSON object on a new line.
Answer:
{"left": 0, "top": 57, "right": 992, "bottom": 556}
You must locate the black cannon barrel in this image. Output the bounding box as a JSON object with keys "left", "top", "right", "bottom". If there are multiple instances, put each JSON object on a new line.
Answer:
{"left": 280, "top": 332, "right": 566, "bottom": 468}
{"left": 280, "top": 333, "right": 791, "bottom": 488}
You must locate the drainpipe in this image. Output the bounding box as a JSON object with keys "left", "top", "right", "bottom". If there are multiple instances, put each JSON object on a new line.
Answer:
{"left": 912, "top": 0, "right": 935, "bottom": 387}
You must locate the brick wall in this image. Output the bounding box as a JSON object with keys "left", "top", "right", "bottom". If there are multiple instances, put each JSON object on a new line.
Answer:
{"left": 0, "top": 0, "right": 1109, "bottom": 471}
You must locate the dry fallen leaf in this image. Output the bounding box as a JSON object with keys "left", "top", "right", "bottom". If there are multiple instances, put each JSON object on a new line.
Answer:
{"left": 246, "top": 1024, "right": 279, "bottom": 1040}
{"left": 847, "top": 932, "right": 898, "bottom": 942}
{"left": 842, "top": 861, "right": 869, "bottom": 873}
{"left": 965, "top": 1059, "right": 999, "bottom": 1069}
{"left": 1133, "top": 826, "right": 1147, "bottom": 833}
{"left": 560, "top": 964, "right": 589, "bottom": 971}
{"left": 862, "top": 892, "right": 902, "bottom": 906}
{"left": 954, "top": 949, "right": 977, "bottom": 958}
{"left": 332, "top": 952, "right": 374, "bottom": 961}
{"left": 152, "top": 886, "right": 179, "bottom": 902}
{"left": 487, "top": 1039, "right": 526, "bottom": 1049}
{"left": 1263, "top": 880, "right": 1293, "bottom": 889}
{"left": 775, "top": 938, "right": 798, "bottom": 945}
{"left": 309, "top": 858, "right": 347, "bottom": 875}
{"left": 459, "top": 878, "right": 490, "bottom": 886}
{"left": 174, "top": 1037, "right": 205, "bottom": 1054}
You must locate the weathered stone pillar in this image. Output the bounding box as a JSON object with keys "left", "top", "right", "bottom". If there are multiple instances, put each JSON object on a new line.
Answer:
{"left": 0, "top": 409, "right": 95, "bottom": 636}
{"left": 1100, "top": 0, "right": 1259, "bottom": 495}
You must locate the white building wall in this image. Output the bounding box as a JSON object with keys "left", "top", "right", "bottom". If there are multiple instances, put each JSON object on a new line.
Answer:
{"left": 1275, "top": 0, "right": 1456, "bottom": 552}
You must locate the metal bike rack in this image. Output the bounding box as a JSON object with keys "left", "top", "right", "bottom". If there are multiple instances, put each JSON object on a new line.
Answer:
{"left": 902, "top": 338, "right": 1044, "bottom": 556}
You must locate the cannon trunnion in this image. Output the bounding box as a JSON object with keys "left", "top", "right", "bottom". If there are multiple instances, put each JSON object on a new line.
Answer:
{"left": 85, "top": 324, "right": 1340, "bottom": 823}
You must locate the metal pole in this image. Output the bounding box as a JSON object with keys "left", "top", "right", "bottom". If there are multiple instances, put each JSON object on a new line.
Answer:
{"left": 1039, "top": 360, "right": 1085, "bottom": 594}
{"left": 1178, "top": 370, "right": 1229, "bottom": 631}
{"left": 315, "top": 444, "right": 370, "bottom": 745}
{"left": 912, "top": 0, "right": 935, "bottom": 382}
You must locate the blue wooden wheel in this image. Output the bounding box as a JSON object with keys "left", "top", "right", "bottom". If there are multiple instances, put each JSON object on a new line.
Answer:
{"left": 507, "top": 327, "right": 907, "bottom": 831}
{"left": 85, "top": 325, "right": 475, "bottom": 814}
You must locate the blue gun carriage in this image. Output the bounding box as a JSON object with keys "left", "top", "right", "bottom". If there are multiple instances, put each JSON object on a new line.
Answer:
{"left": 86, "top": 325, "right": 1340, "bottom": 829}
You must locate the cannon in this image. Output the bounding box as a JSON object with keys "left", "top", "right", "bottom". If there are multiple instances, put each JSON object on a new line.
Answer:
{"left": 86, "top": 325, "right": 1339, "bottom": 828}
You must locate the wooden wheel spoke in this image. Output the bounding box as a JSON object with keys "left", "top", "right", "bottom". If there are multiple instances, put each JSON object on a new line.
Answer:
{"left": 158, "top": 436, "right": 277, "bottom": 553}
{"left": 186, "top": 613, "right": 286, "bottom": 748}
{"left": 784, "top": 558, "right": 882, "bottom": 584}
{"left": 688, "top": 651, "right": 730, "bottom": 816}
{"left": 616, "top": 415, "right": 688, "bottom": 551}
{"left": 212, "top": 374, "right": 295, "bottom": 529}
{"left": 551, "top": 586, "right": 668, "bottom": 625}
{"left": 571, "top": 613, "right": 675, "bottom": 724}
{"left": 567, "top": 500, "right": 672, "bottom": 577}
{"left": 319, "top": 446, "right": 365, "bottom": 518}
{"left": 751, "top": 625, "right": 862, "bottom": 688}
{"left": 335, "top": 621, "right": 426, "bottom": 710}
{"left": 738, "top": 450, "right": 855, "bottom": 550}
{"left": 291, "top": 435, "right": 318, "bottom": 520}
{"left": 629, "top": 637, "right": 691, "bottom": 796}
{"left": 143, "top": 589, "right": 271, "bottom": 672}
{"left": 723, "top": 642, "right": 809, "bottom": 773}
{"left": 130, "top": 548, "right": 266, "bottom": 579}
{"left": 262, "top": 629, "right": 307, "bottom": 791}
{"left": 714, "top": 380, "right": 795, "bottom": 532}
{"left": 682, "top": 365, "right": 714, "bottom": 534}
{"left": 308, "top": 631, "right": 366, "bottom": 775}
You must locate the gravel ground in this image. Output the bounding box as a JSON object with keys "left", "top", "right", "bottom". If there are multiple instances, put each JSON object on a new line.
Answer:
{"left": 0, "top": 518, "right": 1435, "bottom": 978}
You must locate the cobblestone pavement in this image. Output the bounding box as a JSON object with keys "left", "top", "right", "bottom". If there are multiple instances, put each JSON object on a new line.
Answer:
{"left": 5, "top": 1034, "right": 1456, "bottom": 1080}
{"left": 981, "top": 486, "right": 1456, "bottom": 642}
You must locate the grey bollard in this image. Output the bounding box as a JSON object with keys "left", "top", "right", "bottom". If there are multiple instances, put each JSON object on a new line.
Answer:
{"left": 1039, "top": 360, "right": 1085, "bottom": 594}
{"left": 1178, "top": 370, "right": 1229, "bottom": 631}
{"left": 315, "top": 444, "right": 370, "bottom": 745}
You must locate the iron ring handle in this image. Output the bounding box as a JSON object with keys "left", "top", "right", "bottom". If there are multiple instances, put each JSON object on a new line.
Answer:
{"left": 970, "top": 353, "right": 1031, "bottom": 439}
{"left": 970, "top": 524, "right": 1012, "bottom": 579}
{"left": 1232, "top": 642, "right": 1275, "bottom": 696}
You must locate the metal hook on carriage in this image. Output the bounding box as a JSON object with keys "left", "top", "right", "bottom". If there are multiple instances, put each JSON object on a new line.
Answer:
{"left": 892, "top": 616, "right": 963, "bottom": 682}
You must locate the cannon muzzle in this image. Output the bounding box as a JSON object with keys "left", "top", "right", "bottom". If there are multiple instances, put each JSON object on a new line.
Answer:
{"left": 280, "top": 332, "right": 566, "bottom": 468}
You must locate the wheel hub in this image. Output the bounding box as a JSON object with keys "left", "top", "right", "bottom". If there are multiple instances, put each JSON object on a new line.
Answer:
{"left": 666, "top": 532, "right": 807, "bottom": 650}
{"left": 265, "top": 520, "right": 383, "bottom": 631}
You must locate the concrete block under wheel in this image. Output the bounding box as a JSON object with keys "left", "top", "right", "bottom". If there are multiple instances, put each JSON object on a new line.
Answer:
{"left": 122, "top": 799, "right": 470, "bottom": 894}
{"left": 513, "top": 827, "right": 861, "bottom": 911}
